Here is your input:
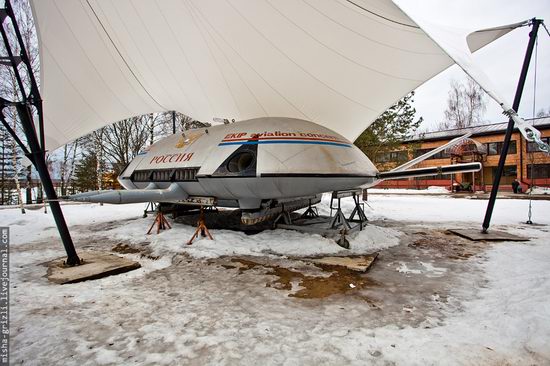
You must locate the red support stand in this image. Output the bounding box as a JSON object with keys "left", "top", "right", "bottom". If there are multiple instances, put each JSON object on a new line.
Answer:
{"left": 187, "top": 207, "right": 213, "bottom": 245}
{"left": 147, "top": 210, "right": 172, "bottom": 235}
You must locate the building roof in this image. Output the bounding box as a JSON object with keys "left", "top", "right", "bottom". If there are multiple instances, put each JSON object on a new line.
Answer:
{"left": 405, "top": 116, "right": 550, "bottom": 142}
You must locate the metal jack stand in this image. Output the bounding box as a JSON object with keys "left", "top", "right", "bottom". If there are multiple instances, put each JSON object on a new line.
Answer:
{"left": 274, "top": 203, "right": 293, "bottom": 225}
{"left": 330, "top": 198, "right": 351, "bottom": 230}
{"left": 143, "top": 202, "right": 158, "bottom": 218}
{"left": 0, "top": 1, "right": 80, "bottom": 265}
{"left": 275, "top": 191, "right": 367, "bottom": 249}
{"left": 300, "top": 199, "right": 319, "bottom": 219}
{"left": 187, "top": 206, "right": 214, "bottom": 245}
{"left": 146, "top": 208, "right": 172, "bottom": 235}
{"left": 330, "top": 189, "right": 366, "bottom": 230}
{"left": 349, "top": 193, "right": 368, "bottom": 230}
{"left": 482, "top": 18, "right": 542, "bottom": 233}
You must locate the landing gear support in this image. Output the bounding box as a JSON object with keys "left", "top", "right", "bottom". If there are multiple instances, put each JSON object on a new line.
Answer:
{"left": 187, "top": 207, "right": 214, "bottom": 245}
{"left": 147, "top": 209, "right": 172, "bottom": 235}
{"left": 300, "top": 199, "right": 319, "bottom": 219}
{"left": 143, "top": 202, "right": 158, "bottom": 218}
{"left": 276, "top": 189, "right": 368, "bottom": 249}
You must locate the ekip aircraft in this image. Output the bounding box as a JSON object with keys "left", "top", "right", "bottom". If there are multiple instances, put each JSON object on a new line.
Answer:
{"left": 71, "top": 117, "right": 481, "bottom": 224}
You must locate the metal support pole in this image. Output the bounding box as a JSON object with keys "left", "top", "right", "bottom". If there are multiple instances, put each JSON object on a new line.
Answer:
{"left": 1, "top": 0, "right": 81, "bottom": 265}
{"left": 16, "top": 106, "right": 81, "bottom": 265}
{"left": 482, "top": 18, "right": 541, "bottom": 233}
{"left": 172, "top": 110, "right": 176, "bottom": 134}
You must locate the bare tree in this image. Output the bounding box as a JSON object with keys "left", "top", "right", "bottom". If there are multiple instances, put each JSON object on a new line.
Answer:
{"left": 0, "top": 0, "right": 39, "bottom": 209}
{"left": 0, "top": 127, "right": 8, "bottom": 205}
{"left": 10, "top": 117, "right": 25, "bottom": 212}
{"left": 100, "top": 116, "right": 150, "bottom": 175}
{"left": 179, "top": 113, "right": 211, "bottom": 131}
{"left": 0, "top": 125, "right": 18, "bottom": 205}
{"left": 145, "top": 113, "right": 171, "bottom": 145}
{"left": 59, "top": 139, "right": 80, "bottom": 196}
{"left": 92, "top": 129, "right": 105, "bottom": 191}
{"left": 440, "top": 78, "right": 487, "bottom": 130}
{"left": 156, "top": 112, "right": 211, "bottom": 136}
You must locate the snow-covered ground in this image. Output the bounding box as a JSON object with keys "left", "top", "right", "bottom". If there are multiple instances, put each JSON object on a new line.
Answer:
{"left": 4, "top": 194, "right": 550, "bottom": 365}
{"left": 369, "top": 186, "right": 450, "bottom": 195}
{"left": 528, "top": 186, "right": 550, "bottom": 195}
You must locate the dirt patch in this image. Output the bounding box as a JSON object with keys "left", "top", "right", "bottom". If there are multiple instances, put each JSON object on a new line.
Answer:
{"left": 112, "top": 243, "right": 142, "bottom": 254}
{"left": 111, "top": 242, "right": 159, "bottom": 261}
{"left": 407, "top": 229, "right": 487, "bottom": 260}
{"left": 231, "top": 258, "right": 262, "bottom": 273}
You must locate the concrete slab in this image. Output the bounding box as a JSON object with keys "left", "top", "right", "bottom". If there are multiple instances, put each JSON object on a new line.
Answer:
{"left": 308, "top": 254, "right": 378, "bottom": 272}
{"left": 46, "top": 251, "right": 141, "bottom": 284}
{"left": 449, "top": 229, "right": 529, "bottom": 242}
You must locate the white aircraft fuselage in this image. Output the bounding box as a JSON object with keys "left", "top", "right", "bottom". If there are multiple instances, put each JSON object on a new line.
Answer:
{"left": 118, "top": 117, "right": 378, "bottom": 209}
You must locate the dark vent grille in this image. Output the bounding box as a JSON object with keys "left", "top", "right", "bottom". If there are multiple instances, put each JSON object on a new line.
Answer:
{"left": 133, "top": 170, "right": 152, "bottom": 182}
{"left": 174, "top": 168, "right": 199, "bottom": 181}
{"left": 132, "top": 168, "right": 200, "bottom": 182}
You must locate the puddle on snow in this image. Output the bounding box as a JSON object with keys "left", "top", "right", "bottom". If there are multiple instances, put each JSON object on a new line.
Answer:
{"left": 221, "top": 258, "right": 379, "bottom": 300}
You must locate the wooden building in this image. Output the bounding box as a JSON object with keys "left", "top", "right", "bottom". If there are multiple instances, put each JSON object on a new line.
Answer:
{"left": 375, "top": 117, "right": 550, "bottom": 191}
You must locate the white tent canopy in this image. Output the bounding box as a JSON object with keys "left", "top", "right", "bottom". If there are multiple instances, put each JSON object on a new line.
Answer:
{"left": 30, "top": 0, "right": 524, "bottom": 150}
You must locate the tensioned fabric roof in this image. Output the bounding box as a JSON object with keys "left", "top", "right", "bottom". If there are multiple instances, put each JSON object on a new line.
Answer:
{"left": 30, "top": 0, "right": 524, "bottom": 150}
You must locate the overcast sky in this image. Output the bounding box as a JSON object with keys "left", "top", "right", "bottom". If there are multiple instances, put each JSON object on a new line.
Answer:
{"left": 406, "top": 0, "right": 550, "bottom": 131}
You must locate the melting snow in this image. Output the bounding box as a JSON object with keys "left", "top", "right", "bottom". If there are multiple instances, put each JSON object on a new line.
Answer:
{"left": 3, "top": 193, "right": 550, "bottom": 365}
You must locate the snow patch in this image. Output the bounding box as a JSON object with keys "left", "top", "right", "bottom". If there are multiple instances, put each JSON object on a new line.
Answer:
{"left": 420, "top": 261, "right": 448, "bottom": 276}
{"left": 145, "top": 224, "right": 402, "bottom": 259}
{"left": 527, "top": 186, "right": 550, "bottom": 195}
{"left": 396, "top": 262, "right": 422, "bottom": 274}
{"left": 369, "top": 187, "right": 450, "bottom": 195}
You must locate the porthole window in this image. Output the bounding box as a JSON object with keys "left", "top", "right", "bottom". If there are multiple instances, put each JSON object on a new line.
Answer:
{"left": 227, "top": 152, "right": 254, "bottom": 173}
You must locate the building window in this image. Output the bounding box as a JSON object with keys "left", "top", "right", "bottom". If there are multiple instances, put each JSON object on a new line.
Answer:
{"left": 487, "top": 142, "right": 498, "bottom": 155}
{"left": 496, "top": 165, "right": 517, "bottom": 177}
{"left": 527, "top": 137, "right": 550, "bottom": 153}
{"left": 413, "top": 148, "right": 431, "bottom": 158}
{"left": 485, "top": 140, "right": 516, "bottom": 155}
{"left": 489, "top": 166, "right": 517, "bottom": 178}
{"left": 431, "top": 150, "right": 450, "bottom": 159}
{"left": 487, "top": 165, "right": 517, "bottom": 185}
{"left": 527, "top": 164, "right": 550, "bottom": 179}
{"left": 375, "top": 150, "right": 408, "bottom": 163}
{"left": 413, "top": 148, "right": 449, "bottom": 159}
{"left": 375, "top": 152, "right": 389, "bottom": 163}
